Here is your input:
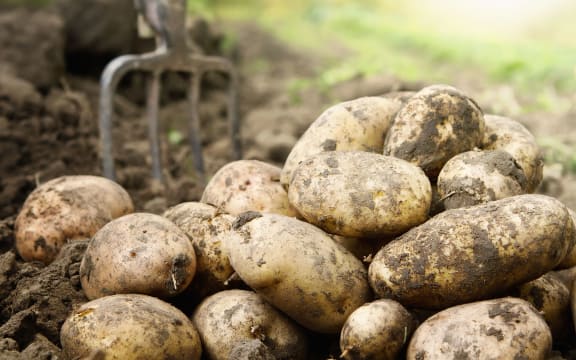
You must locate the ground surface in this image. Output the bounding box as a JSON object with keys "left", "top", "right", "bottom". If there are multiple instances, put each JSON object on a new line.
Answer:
{"left": 0, "top": 5, "right": 575, "bottom": 359}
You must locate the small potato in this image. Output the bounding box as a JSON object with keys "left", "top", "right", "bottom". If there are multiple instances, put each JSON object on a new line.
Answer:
{"left": 340, "top": 299, "right": 417, "bottom": 360}
{"left": 223, "top": 212, "right": 372, "bottom": 334}
{"left": 80, "top": 212, "right": 196, "bottom": 299}
{"left": 482, "top": 114, "right": 544, "bottom": 193}
{"left": 201, "top": 160, "right": 298, "bottom": 217}
{"left": 369, "top": 194, "right": 575, "bottom": 309}
{"left": 192, "top": 289, "right": 308, "bottom": 360}
{"left": 60, "top": 294, "right": 202, "bottom": 360}
{"left": 437, "top": 149, "right": 527, "bottom": 209}
{"left": 557, "top": 208, "right": 576, "bottom": 269}
{"left": 383, "top": 84, "right": 485, "bottom": 178}
{"left": 15, "top": 175, "right": 133, "bottom": 264}
{"left": 280, "top": 96, "right": 402, "bottom": 186}
{"left": 288, "top": 151, "right": 432, "bottom": 238}
{"left": 407, "top": 297, "right": 552, "bottom": 360}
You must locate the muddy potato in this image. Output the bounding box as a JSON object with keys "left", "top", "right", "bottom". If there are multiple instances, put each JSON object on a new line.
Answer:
{"left": 340, "top": 299, "right": 417, "bottom": 360}
{"left": 369, "top": 194, "right": 575, "bottom": 309}
{"left": 201, "top": 160, "right": 298, "bottom": 217}
{"left": 482, "top": 114, "right": 544, "bottom": 193}
{"left": 15, "top": 175, "right": 133, "bottom": 264}
{"left": 192, "top": 289, "right": 308, "bottom": 360}
{"left": 80, "top": 212, "right": 196, "bottom": 299}
{"left": 288, "top": 151, "right": 432, "bottom": 238}
{"left": 555, "top": 265, "right": 576, "bottom": 293}
{"left": 280, "top": 96, "right": 402, "bottom": 186}
{"left": 407, "top": 297, "right": 552, "bottom": 360}
{"left": 60, "top": 294, "right": 202, "bottom": 360}
{"left": 383, "top": 84, "right": 485, "bottom": 178}
{"left": 437, "top": 149, "right": 527, "bottom": 209}
{"left": 557, "top": 208, "right": 576, "bottom": 269}
{"left": 224, "top": 212, "right": 372, "bottom": 334}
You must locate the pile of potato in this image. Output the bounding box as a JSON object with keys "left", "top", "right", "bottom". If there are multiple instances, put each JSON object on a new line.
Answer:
{"left": 14, "top": 84, "right": 576, "bottom": 359}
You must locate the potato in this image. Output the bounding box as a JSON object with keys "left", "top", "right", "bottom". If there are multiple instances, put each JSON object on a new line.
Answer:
{"left": 15, "top": 175, "right": 133, "bottom": 264}
{"left": 339, "top": 299, "right": 417, "bottom": 360}
{"left": 482, "top": 114, "right": 544, "bottom": 193}
{"left": 280, "top": 96, "right": 402, "bottom": 186}
{"left": 554, "top": 265, "right": 576, "bottom": 293}
{"left": 288, "top": 151, "right": 431, "bottom": 238}
{"left": 557, "top": 208, "right": 576, "bottom": 269}
{"left": 192, "top": 289, "right": 308, "bottom": 360}
{"left": 223, "top": 212, "right": 372, "bottom": 333}
{"left": 201, "top": 160, "right": 298, "bottom": 217}
{"left": 163, "top": 202, "right": 237, "bottom": 299}
{"left": 407, "top": 297, "right": 552, "bottom": 360}
{"left": 369, "top": 194, "right": 575, "bottom": 309}
{"left": 60, "top": 294, "right": 202, "bottom": 360}
{"left": 80, "top": 212, "right": 196, "bottom": 299}
{"left": 437, "top": 149, "right": 527, "bottom": 209}
{"left": 383, "top": 84, "right": 485, "bottom": 178}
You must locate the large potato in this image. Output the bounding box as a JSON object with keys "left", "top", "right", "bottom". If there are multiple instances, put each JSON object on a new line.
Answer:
{"left": 201, "top": 160, "right": 298, "bottom": 217}
{"left": 280, "top": 96, "right": 402, "bottom": 186}
{"left": 223, "top": 212, "right": 372, "bottom": 333}
{"left": 15, "top": 175, "right": 133, "bottom": 264}
{"left": 369, "top": 194, "right": 575, "bottom": 309}
{"left": 288, "top": 151, "right": 431, "bottom": 238}
{"left": 407, "top": 297, "right": 552, "bottom": 360}
{"left": 60, "top": 294, "right": 202, "bottom": 360}
{"left": 482, "top": 114, "right": 543, "bottom": 193}
{"left": 192, "top": 289, "right": 308, "bottom": 360}
{"left": 383, "top": 84, "right": 485, "bottom": 178}
{"left": 80, "top": 212, "right": 196, "bottom": 299}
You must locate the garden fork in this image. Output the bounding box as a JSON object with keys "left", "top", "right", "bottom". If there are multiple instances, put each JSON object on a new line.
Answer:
{"left": 98, "top": 0, "right": 241, "bottom": 182}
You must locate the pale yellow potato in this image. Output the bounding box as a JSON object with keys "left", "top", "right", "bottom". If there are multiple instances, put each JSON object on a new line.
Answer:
{"left": 223, "top": 212, "right": 372, "bottom": 334}
{"left": 201, "top": 160, "right": 298, "bottom": 217}
{"left": 60, "top": 294, "right": 202, "bottom": 360}
{"left": 288, "top": 151, "right": 431, "bottom": 238}
{"left": 15, "top": 175, "right": 133, "bottom": 264}
{"left": 556, "top": 208, "right": 576, "bottom": 268}
{"left": 369, "top": 194, "right": 575, "bottom": 309}
{"left": 192, "top": 289, "right": 308, "bottom": 360}
{"left": 80, "top": 213, "right": 196, "bottom": 299}
{"left": 482, "top": 114, "right": 544, "bottom": 193}
{"left": 280, "top": 96, "right": 402, "bottom": 186}
{"left": 407, "top": 297, "right": 552, "bottom": 360}
{"left": 340, "top": 299, "right": 417, "bottom": 360}
{"left": 383, "top": 84, "right": 485, "bottom": 178}
{"left": 554, "top": 265, "right": 576, "bottom": 293}
{"left": 437, "top": 149, "right": 527, "bottom": 209}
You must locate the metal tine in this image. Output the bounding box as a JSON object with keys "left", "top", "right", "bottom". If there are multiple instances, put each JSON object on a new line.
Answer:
{"left": 188, "top": 72, "right": 205, "bottom": 179}
{"left": 146, "top": 71, "right": 163, "bottom": 181}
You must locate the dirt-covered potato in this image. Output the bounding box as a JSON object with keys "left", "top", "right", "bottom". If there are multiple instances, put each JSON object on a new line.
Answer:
{"left": 383, "top": 84, "right": 485, "bottom": 178}
{"left": 555, "top": 265, "right": 576, "bottom": 293}
{"left": 15, "top": 175, "right": 133, "bottom": 264}
{"left": 339, "top": 299, "right": 417, "bottom": 360}
{"left": 437, "top": 149, "right": 527, "bottom": 209}
{"left": 192, "top": 289, "right": 308, "bottom": 360}
{"left": 369, "top": 194, "right": 575, "bottom": 309}
{"left": 60, "top": 294, "right": 202, "bottom": 360}
{"left": 280, "top": 96, "right": 402, "bottom": 186}
{"left": 407, "top": 297, "right": 552, "bottom": 360}
{"left": 557, "top": 208, "right": 576, "bottom": 269}
{"left": 80, "top": 212, "right": 196, "bottom": 299}
{"left": 482, "top": 114, "right": 544, "bottom": 193}
{"left": 201, "top": 160, "right": 298, "bottom": 217}
{"left": 288, "top": 151, "right": 431, "bottom": 238}
{"left": 223, "top": 212, "right": 372, "bottom": 334}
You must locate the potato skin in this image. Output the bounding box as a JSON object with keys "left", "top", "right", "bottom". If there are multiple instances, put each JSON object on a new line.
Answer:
{"left": 288, "top": 151, "right": 431, "bottom": 238}
{"left": 407, "top": 297, "right": 552, "bottom": 360}
{"left": 557, "top": 208, "right": 576, "bottom": 268}
{"left": 482, "top": 114, "right": 543, "bottom": 193}
{"left": 340, "top": 299, "right": 417, "bottom": 360}
{"left": 80, "top": 213, "right": 196, "bottom": 299}
{"left": 192, "top": 289, "right": 308, "bottom": 360}
{"left": 60, "top": 294, "right": 202, "bottom": 360}
{"left": 369, "top": 194, "right": 575, "bottom": 309}
{"left": 201, "top": 160, "right": 298, "bottom": 217}
{"left": 224, "top": 212, "right": 372, "bottom": 334}
{"left": 15, "top": 175, "right": 133, "bottom": 264}
{"left": 281, "top": 96, "right": 401, "bottom": 186}
{"left": 383, "top": 84, "right": 485, "bottom": 178}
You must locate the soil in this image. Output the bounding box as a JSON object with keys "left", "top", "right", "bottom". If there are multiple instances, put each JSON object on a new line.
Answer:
{"left": 1, "top": 4, "right": 575, "bottom": 360}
